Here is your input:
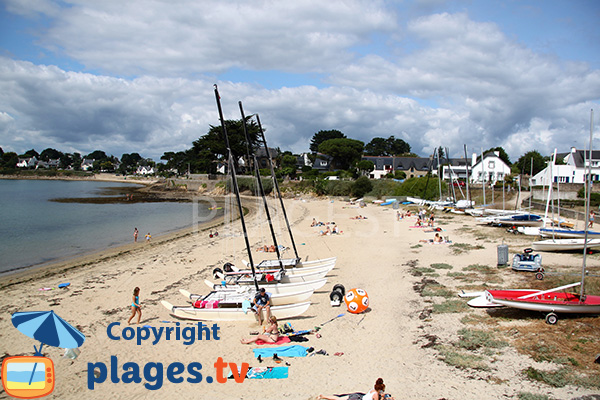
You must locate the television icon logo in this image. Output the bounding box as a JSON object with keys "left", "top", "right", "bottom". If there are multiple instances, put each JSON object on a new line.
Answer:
{"left": 1, "top": 356, "right": 55, "bottom": 399}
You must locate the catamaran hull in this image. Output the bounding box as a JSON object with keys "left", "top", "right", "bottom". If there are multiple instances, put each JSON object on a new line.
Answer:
{"left": 205, "top": 278, "right": 327, "bottom": 294}
{"left": 532, "top": 239, "right": 600, "bottom": 252}
{"left": 485, "top": 290, "right": 600, "bottom": 314}
{"left": 255, "top": 257, "right": 337, "bottom": 269}
{"left": 161, "top": 300, "right": 311, "bottom": 321}
{"left": 539, "top": 229, "right": 600, "bottom": 239}
{"left": 179, "top": 288, "right": 314, "bottom": 306}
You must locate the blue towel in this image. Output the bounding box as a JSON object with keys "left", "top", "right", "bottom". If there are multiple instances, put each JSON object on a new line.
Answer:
{"left": 247, "top": 367, "right": 289, "bottom": 379}
{"left": 252, "top": 345, "right": 308, "bottom": 358}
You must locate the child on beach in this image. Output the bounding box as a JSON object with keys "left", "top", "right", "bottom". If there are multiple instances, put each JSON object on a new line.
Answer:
{"left": 127, "top": 287, "right": 142, "bottom": 325}
{"left": 145, "top": 232, "right": 151, "bottom": 242}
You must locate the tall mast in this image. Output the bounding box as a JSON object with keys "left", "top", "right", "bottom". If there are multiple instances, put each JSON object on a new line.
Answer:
{"left": 581, "top": 109, "right": 594, "bottom": 297}
{"left": 463, "top": 145, "right": 471, "bottom": 205}
{"left": 239, "top": 101, "right": 284, "bottom": 271}
{"left": 254, "top": 114, "right": 300, "bottom": 261}
{"left": 213, "top": 85, "right": 259, "bottom": 291}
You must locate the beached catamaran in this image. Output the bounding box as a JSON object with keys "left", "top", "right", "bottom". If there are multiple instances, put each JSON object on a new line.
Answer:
{"left": 161, "top": 85, "right": 312, "bottom": 321}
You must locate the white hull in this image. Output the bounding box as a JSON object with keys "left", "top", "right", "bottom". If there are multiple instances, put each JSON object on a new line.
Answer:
{"left": 238, "top": 261, "right": 335, "bottom": 276}
{"left": 205, "top": 278, "right": 327, "bottom": 294}
{"left": 532, "top": 238, "right": 600, "bottom": 252}
{"left": 254, "top": 256, "right": 336, "bottom": 269}
{"left": 539, "top": 229, "right": 600, "bottom": 239}
{"left": 161, "top": 300, "right": 311, "bottom": 321}
{"left": 179, "top": 288, "right": 314, "bottom": 306}
{"left": 487, "top": 297, "right": 600, "bottom": 314}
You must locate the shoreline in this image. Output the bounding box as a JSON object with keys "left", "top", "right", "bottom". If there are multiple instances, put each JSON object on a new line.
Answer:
{"left": 0, "top": 196, "right": 598, "bottom": 399}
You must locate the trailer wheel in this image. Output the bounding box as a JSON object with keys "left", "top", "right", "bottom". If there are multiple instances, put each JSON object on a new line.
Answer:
{"left": 213, "top": 267, "right": 224, "bottom": 279}
{"left": 545, "top": 313, "right": 558, "bottom": 325}
{"left": 332, "top": 284, "right": 345, "bottom": 297}
{"left": 535, "top": 272, "right": 544, "bottom": 280}
{"left": 330, "top": 289, "right": 344, "bottom": 303}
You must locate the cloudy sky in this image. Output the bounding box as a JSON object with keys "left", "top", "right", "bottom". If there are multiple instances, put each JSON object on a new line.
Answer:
{"left": 1, "top": 0, "right": 599, "bottom": 163}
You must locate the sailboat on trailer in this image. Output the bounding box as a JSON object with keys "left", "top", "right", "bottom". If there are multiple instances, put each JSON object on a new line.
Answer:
{"left": 471, "top": 110, "right": 600, "bottom": 324}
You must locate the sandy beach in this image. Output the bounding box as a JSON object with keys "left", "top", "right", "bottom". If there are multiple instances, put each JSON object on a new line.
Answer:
{"left": 1, "top": 195, "right": 599, "bottom": 400}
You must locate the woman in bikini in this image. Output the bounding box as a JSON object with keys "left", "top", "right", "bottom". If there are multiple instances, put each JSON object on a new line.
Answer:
{"left": 318, "top": 378, "right": 394, "bottom": 400}
{"left": 240, "top": 316, "right": 279, "bottom": 344}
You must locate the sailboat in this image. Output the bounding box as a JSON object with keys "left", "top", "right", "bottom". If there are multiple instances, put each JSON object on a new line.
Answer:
{"left": 161, "top": 85, "right": 311, "bottom": 322}
{"left": 476, "top": 110, "right": 600, "bottom": 324}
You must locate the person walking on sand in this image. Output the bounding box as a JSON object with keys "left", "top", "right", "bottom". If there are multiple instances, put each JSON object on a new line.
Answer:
{"left": 589, "top": 211, "right": 595, "bottom": 228}
{"left": 133, "top": 227, "right": 138, "bottom": 242}
{"left": 127, "top": 287, "right": 142, "bottom": 325}
{"left": 145, "top": 232, "right": 151, "bottom": 242}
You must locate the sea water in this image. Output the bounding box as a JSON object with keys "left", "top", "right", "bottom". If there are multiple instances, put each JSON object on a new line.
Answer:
{"left": 0, "top": 180, "right": 207, "bottom": 274}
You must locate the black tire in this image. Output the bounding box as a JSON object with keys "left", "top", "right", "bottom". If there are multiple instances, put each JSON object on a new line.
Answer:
{"left": 223, "top": 262, "right": 234, "bottom": 272}
{"left": 213, "top": 267, "right": 224, "bottom": 279}
{"left": 330, "top": 289, "right": 344, "bottom": 303}
{"left": 535, "top": 272, "right": 544, "bottom": 280}
{"left": 332, "top": 284, "right": 345, "bottom": 297}
{"left": 545, "top": 313, "right": 558, "bottom": 325}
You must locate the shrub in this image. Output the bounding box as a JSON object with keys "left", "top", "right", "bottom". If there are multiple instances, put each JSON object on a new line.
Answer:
{"left": 351, "top": 176, "right": 373, "bottom": 197}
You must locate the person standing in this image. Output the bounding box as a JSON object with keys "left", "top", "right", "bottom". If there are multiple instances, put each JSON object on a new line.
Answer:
{"left": 133, "top": 227, "right": 139, "bottom": 242}
{"left": 589, "top": 211, "right": 595, "bottom": 228}
{"left": 145, "top": 232, "right": 151, "bottom": 242}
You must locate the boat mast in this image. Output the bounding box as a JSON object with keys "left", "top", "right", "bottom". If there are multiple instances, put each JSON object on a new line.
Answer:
{"left": 581, "top": 109, "right": 594, "bottom": 297}
{"left": 213, "top": 85, "right": 259, "bottom": 291}
{"left": 437, "top": 148, "right": 442, "bottom": 202}
{"left": 463, "top": 145, "right": 470, "bottom": 205}
{"left": 254, "top": 114, "right": 300, "bottom": 261}
{"left": 238, "top": 101, "right": 285, "bottom": 271}
{"left": 481, "top": 148, "right": 486, "bottom": 205}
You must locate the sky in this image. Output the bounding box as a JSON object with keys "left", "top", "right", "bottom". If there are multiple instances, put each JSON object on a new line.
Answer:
{"left": 1, "top": 0, "right": 599, "bottom": 164}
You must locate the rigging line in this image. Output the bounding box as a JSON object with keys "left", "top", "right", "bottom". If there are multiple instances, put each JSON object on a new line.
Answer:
{"left": 239, "top": 101, "right": 284, "bottom": 270}
{"left": 254, "top": 114, "right": 300, "bottom": 260}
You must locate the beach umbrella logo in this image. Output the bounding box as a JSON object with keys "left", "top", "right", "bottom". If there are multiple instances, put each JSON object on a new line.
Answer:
{"left": 1, "top": 310, "right": 85, "bottom": 399}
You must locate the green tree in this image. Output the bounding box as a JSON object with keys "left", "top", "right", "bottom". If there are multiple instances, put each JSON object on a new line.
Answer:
{"left": 191, "top": 118, "right": 261, "bottom": 173}
{"left": 85, "top": 150, "right": 109, "bottom": 162}
{"left": 1, "top": 151, "right": 18, "bottom": 169}
{"left": 364, "top": 136, "right": 411, "bottom": 156}
{"left": 356, "top": 160, "right": 374, "bottom": 176}
{"left": 280, "top": 154, "right": 298, "bottom": 178}
{"left": 39, "top": 148, "right": 63, "bottom": 161}
{"left": 351, "top": 176, "right": 373, "bottom": 197}
{"left": 483, "top": 147, "right": 511, "bottom": 166}
{"left": 310, "top": 130, "right": 346, "bottom": 153}
{"left": 318, "top": 138, "right": 364, "bottom": 170}
{"left": 161, "top": 151, "right": 189, "bottom": 175}
{"left": 512, "top": 150, "right": 547, "bottom": 175}
{"left": 120, "top": 153, "right": 143, "bottom": 174}
{"left": 21, "top": 149, "right": 39, "bottom": 158}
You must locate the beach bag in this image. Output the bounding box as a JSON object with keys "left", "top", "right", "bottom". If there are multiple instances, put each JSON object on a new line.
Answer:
{"left": 265, "top": 274, "right": 275, "bottom": 282}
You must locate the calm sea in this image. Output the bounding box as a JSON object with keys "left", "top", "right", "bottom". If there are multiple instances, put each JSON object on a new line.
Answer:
{"left": 0, "top": 180, "right": 207, "bottom": 274}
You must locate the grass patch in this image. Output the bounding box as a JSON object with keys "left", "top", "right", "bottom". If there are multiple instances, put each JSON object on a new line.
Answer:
{"left": 524, "top": 366, "right": 570, "bottom": 388}
{"left": 463, "top": 263, "right": 495, "bottom": 273}
{"left": 457, "top": 328, "right": 508, "bottom": 350}
{"left": 421, "top": 284, "right": 455, "bottom": 298}
{"left": 432, "top": 299, "right": 469, "bottom": 313}
{"left": 436, "top": 345, "right": 489, "bottom": 370}
{"left": 518, "top": 393, "right": 550, "bottom": 400}
{"left": 411, "top": 244, "right": 423, "bottom": 249}
{"left": 430, "top": 263, "right": 453, "bottom": 270}
{"left": 449, "top": 242, "right": 485, "bottom": 255}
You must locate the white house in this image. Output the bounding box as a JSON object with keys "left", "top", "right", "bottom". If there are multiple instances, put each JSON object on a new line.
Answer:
{"left": 16, "top": 157, "right": 37, "bottom": 168}
{"left": 441, "top": 151, "right": 510, "bottom": 185}
{"left": 81, "top": 158, "right": 95, "bottom": 171}
{"left": 530, "top": 148, "right": 600, "bottom": 186}
{"left": 136, "top": 166, "right": 155, "bottom": 175}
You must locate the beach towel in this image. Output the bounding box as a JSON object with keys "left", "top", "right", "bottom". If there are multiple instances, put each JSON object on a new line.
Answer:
{"left": 254, "top": 337, "right": 291, "bottom": 346}
{"left": 227, "top": 366, "right": 289, "bottom": 379}
{"left": 252, "top": 345, "right": 308, "bottom": 358}
{"left": 247, "top": 367, "right": 289, "bottom": 379}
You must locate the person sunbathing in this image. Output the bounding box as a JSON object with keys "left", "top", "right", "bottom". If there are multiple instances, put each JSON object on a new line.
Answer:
{"left": 241, "top": 316, "right": 279, "bottom": 344}
{"left": 318, "top": 378, "right": 394, "bottom": 400}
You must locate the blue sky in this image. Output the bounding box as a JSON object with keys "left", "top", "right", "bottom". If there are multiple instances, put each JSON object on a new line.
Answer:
{"left": 1, "top": 0, "right": 599, "bottom": 163}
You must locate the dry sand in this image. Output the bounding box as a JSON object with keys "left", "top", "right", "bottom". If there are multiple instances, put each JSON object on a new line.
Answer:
{"left": 1, "top": 195, "right": 599, "bottom": 400}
